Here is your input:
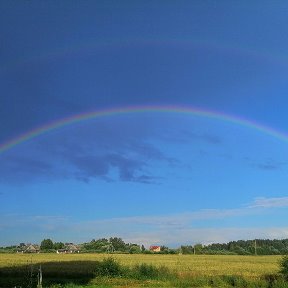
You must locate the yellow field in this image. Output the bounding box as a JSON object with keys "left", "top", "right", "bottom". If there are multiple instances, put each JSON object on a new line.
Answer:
{"left": 0, "top": 253, "right": 281, "bottom": 279}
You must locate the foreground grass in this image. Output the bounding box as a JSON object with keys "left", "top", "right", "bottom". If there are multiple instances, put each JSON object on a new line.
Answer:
{"left": 0, "top": 253, "right": 286, "bottom": 287}
{"left": 0, "top": 253, "right": 281, "bottom": 277}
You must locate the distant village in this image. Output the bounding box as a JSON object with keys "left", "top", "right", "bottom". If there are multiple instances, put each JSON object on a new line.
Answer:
{"left": 16, "top": 243, "right": 81, "bottom": 254}
{"left": 2, "top": 237, "right": 288, "bottom": 255}
{"left": 7, "top": 238, "right": 166, "bottom": 255}
{"left": 16, "top": 243, "right": 162, "bottom": 254}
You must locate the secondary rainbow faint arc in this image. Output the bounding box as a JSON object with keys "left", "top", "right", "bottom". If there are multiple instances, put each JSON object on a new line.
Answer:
{"left": 1, "top": 105, "right": 288, "bottom": 154}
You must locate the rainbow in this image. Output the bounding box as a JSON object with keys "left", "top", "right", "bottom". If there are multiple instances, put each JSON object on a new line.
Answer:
{"left": 1, "top": 105, "right": 288, "bottom": 154}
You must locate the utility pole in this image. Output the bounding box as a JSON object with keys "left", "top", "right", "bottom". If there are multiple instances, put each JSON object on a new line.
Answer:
{"left": 37, "top": 265, "right": 42, "bottom": 288}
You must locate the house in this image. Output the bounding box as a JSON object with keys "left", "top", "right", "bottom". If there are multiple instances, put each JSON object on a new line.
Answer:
{"left": 65, "top": 243, "right": 80, "bottom": 253}
{"left": 149, "top": 245, "right": 161, "bottom": 252}
{"left": 17, "top": 244, "right": 40, "bottom": 253}
{"left": 56, "top": 243, "right": 80, "bottom": 254}
{"left": 25, "top": 244, "right": 40, "bottom": 253}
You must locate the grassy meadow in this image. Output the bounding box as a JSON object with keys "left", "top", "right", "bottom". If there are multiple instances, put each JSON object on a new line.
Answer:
{"left": 0, "top": 253, "right": 286, "bottom": 287}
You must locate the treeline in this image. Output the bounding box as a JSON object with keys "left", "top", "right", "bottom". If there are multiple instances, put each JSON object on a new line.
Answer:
{"left": 0, "top": 237, "right": 177, "bottom": 254}
{"left": 82, "top": 237, "right": 144, "bottom": 253}
{"left": 2, "top": 238, "right": 288, "bottom": 255}
{"left": 82, "top": 238, "right": 178, "bottom": 254}
{"left": 181, "top": 239, "right": 288, "bottom": 255}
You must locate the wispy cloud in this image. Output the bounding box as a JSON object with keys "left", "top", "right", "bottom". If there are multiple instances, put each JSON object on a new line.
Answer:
{"left": 0, "top": 214, "right": 69, "bottom": 231}
{"left": 257, "top": 162, "right": 283, "bottom": 171}
{"left": 72, "top": 208, "right": 253, "bottom": 233}
{"left": 2, "top": 197, "right": 288, "bottom": 246}
{"left": 244, "top": 157, "right": 286, "bottom": 171}
{"left": 55, "top": 197, "right": 288, "bottom": 245}
{"left": 249, "top": 197, "right": 288, "bottom": 208}
{"left": 123, "top": 227, "right": 288, "bottom": 247}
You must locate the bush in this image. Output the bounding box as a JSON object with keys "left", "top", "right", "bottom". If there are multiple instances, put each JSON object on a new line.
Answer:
{"left": 130, "top": 263, "right": 171, "bottom": 280}
{"left": 93, "top": 257, "right": 122, "bottom": 277}
{"left": 280, "top": 256, "right": 288, "bottom": 280}
{"left": 221, "top": 275, "right": 249, "bottom": 287}
{"left": 133, "top": 263, "right": 159, "bottom": 279}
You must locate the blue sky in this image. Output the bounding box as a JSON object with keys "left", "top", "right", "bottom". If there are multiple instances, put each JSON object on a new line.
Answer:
{"left": 1, "top": 1, "right": 288, "bottom": 247}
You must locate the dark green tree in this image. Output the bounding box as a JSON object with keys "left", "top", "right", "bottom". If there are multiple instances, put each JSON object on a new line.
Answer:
{"left": 160, "top": 245, "right": 169, "bottom": 253}
{"left": 129, "top": 244, "right": 141, "bottom": 254}
{"left": 82, "top": 238, "right": 109, "bottom": 252}
{"left": 40, "top": 239, "right": 54, "bottom": 250}
{"left": 181, "top": 245, "right": 194, "bottom": 254}
{"left": 194, "top": 243, "right": 203, "bottom": 254}
{"left": 109, "top": 237, "right": 126, "bottom": 251}
{"left": 53, "top": 242, "right": 64, "bottom": 250}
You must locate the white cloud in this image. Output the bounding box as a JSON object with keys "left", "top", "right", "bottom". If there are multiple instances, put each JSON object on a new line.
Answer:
{"left": 249, "top": 197, "right": 288, "bottom": 208}
{"left": 123, "top": 227, "right": 288, "bottom": 247}
{"left": 2, "top": 196, "right": 288, "bottom": 246}
{"left": 59, "top": 206, "right": 269, "bottom": 246}
{"left": 68, "top": 208, "right": 253, "bottom": 240}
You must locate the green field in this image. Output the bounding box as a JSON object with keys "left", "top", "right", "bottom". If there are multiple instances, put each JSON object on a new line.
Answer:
{"left": 0, "top": 253, "right": 286, "bottom": 287}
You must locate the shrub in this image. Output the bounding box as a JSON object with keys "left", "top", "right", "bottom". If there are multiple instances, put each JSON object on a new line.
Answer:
{"left": 221, "top": 275, "right": 249, "bottom": 287}
{"left": 133, "top": 263, "right": 159, "bottom": 279}
{"left": 130, "top": 263, "right": 170, "bottom": 280}
{"left": 171, "top": 276, "right": 209, "bottom": 287}
{"left": 93, "top": 257, "right": 122, "bottom": 277}
{"left": 280, "top": 255, "right": 288, "bottom": 280}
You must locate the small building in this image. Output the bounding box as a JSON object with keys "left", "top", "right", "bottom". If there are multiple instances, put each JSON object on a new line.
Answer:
{"left": 25, "top": 244, "right": 40, "bottom": 253}
{"left": 56, "top": 243, "right": 80, "bottom": 254}
{"left": 17, "top": 244, "right": 40, "bottom": 253}
{"left": 149, "top": 245, "right": 161, "bottom": 252}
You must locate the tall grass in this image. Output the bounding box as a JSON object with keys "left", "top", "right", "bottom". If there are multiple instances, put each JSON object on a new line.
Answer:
{"left": 0, "top": 254, "right": 281, "bottom": 277}
{"left": 1, "top": 254, "right": 287, "bottom": 287}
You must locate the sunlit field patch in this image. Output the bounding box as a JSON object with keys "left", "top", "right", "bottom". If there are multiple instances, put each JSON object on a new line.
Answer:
{"left": 0, "top": 253, "right": 281, "bottom": 278}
